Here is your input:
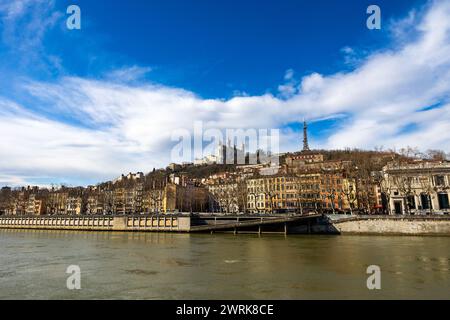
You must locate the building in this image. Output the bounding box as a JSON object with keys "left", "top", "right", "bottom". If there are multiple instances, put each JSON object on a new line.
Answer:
{"left": 113, "top": 187, "right": 126, "bottom": 214}
{"left": 66, "top": 197, "right": 82, "bottom": 215}
{"left": 320, "top": 171, "right": 347, "bottom": 213}
{"left": 86, "top": 192, "right": 106, "bottom": 215}
{"left": 246, "top": 175, "right": 302, "bottom": 214}
{"left": 46, "top": 191, "right": 68, "bottom": 215}
{"left": 297, "top": 173, "right": 322, "bottom": 211}
{"left": 163, "top": 183, "right": 210, "bottom": 213}
{"left": 216, "top": 140, "right": 246, "bottom": 165}
{"left": 113, "top": 172, "right": 144, "bottom": 183}
{"left": 126, "top": 183, "right": 143, "bottom": 214}
{"left": 0, "top": 187, "right": 12, "bottom": 215}
{"left": 194, "top": 154, "right": 220, "bottom": 166}
{"left": 208, "top": 181, "right": 240, "bottom": 213}
{"left": 25, "top": 194, "right": 45, "bottom": 215}
{"left": 7, "top": 191, "right": 26, "bottom": 215}
{"left": 382, "top": 160, "right": 450, "bottom": 215}
{"left": 142, "top": 189, "right": 164, "bottom": 214}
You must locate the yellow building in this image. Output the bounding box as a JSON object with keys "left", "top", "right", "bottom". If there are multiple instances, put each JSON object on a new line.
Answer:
{"left": 247, "top": 175, "right": 302, "bottom": 214}
{"left": 113, "top": 187, "right": 125, "bottom": 214}
{"left": 46, "top": 192, "right": 68, "bottom": 215}
{"left": 297, "top": 173, "right": 322, "bottom": 211}
{"left": 142, "top": 189, "right": 164, "bottom": 214}
{"left": 86, "top": 194, "right": 105, "bottom": 215}
{"left": 66, "top": 197, "right": 82, "bottom": 215}
{"left": 25, "top": 194, "right": 45, "bottom": 215}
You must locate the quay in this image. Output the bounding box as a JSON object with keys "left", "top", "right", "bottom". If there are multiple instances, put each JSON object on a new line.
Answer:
{"left": 315, "top": 214, "right": 450, "bottom": 236}
{"left": 0, "top": 214, "right": 320, "bottom": 234}
{"left": 1, "top": 214, "right": 450, "bottom": 235}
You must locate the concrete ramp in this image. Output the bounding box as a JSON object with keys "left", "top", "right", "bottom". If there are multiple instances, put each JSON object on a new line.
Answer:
{"left": 189, "top": 214, "right": 321, "bottom": 233}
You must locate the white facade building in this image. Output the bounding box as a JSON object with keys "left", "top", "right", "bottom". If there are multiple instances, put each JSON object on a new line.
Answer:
{"left": 382, "top": 160, "right": 450, "bottom": 215}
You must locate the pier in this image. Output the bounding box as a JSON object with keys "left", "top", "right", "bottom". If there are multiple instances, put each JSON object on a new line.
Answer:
{"left": 190, "top": 213, "right": 321, "bottom": 234}
{"left": 0, "top": 213, "right": 321, "bottom": 234}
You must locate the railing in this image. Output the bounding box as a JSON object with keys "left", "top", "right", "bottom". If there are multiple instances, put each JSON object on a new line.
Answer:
{"left": 190, "top": 214, "right": 321, "bottom": 232}
{"left": 329, "top": 214, "right": 450, "bottom": 224}
{"left": 0, "top": 216, "right": 114, "bottom": 229}
{"left": 0, "top": 215, "right": 191, "bottom": 232}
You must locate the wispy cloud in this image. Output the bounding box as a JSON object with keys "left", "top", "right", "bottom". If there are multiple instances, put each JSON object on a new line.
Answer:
{"left": 104, "top": 65, "right": 153, "bottom": 83}
{"left": 0, "top": 0, "right": 63, "bottom": 73}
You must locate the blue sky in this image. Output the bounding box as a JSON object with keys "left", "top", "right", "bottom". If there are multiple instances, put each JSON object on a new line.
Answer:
{"left": 0, "top": 0, "right": 449, "bottom": 187}
{"left": 2, "top": 0, "right": 423, "bottom": 97}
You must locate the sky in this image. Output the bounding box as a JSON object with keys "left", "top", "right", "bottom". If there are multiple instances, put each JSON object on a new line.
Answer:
{"left": 0, "top": 0, "right": 449, "bottom": 187}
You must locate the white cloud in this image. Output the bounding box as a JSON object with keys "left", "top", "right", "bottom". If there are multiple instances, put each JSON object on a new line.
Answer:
{"left": 278, "top": 69, "right": 298, "bottom": 98}
{"left": 1, "top": 0, "right": 450, "bottom": 186}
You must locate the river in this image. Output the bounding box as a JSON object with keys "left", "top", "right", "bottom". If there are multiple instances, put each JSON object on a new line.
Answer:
{"left": 0, "top": 229, "right": 449, "bottom": 299}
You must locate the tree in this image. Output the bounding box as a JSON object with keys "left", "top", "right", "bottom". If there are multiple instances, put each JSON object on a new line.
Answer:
{"left": 392, "top": 175, "right": 414, "bottom": 214}
{"left": 341, "top": 180, "right": 357, "bottom": 215}
{"left": 236, "top": 179, "right": 248, "bottom": 214}
{"left": 379, "top": 175, "right": 392, "bottom": 214}
{"left": 247, "top": 191, "right": 259, "bottom": 214}
{"left": 425, "top": 149, "right": 447, "bottom": 161}
{"left": 326, "top": 188, "right": 336, "bottom": 214}
{"left": 419, "top": 171, "right": 434, "bottom": 215}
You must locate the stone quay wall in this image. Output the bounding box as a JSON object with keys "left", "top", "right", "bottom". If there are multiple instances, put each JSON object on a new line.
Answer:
{"left": 311, "top": 215, "right": 450, "bottom": 236}
{"left": 0, "top": 215, "right": 191, "bottom": 232}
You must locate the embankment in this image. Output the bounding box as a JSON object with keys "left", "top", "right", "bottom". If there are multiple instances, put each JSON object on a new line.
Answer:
{"left": 305, "top": 215, "right": 450, "bottom": 236}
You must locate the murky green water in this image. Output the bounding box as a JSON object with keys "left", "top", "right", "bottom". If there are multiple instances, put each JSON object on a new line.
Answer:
{"left": 0, "top": 229, "right": 449, "bottom": 299}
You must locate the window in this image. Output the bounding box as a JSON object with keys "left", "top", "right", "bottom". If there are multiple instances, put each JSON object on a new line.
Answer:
{"left": 421, "top": 193, "right": 432, "bottom": 210}
{"left": 434, "top": 175, "right": 445, "bottom": 186}
{"left": 407, "top": 195, "right": 416, "bottom": 210}
{"left": 438, "top": 193, "right": 450, "bottom": 210}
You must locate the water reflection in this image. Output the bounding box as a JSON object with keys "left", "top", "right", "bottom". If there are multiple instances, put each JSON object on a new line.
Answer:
{"left": 0, "top": 229, "right": 449, "bottom": 299}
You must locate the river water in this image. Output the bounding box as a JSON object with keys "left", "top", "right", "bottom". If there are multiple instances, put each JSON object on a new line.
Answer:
{"left": 0, "top": 229, "right": 449, "bottom": 299}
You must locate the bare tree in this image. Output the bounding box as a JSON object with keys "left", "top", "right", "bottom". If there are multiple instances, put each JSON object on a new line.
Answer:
{"left": 247, "top": 191, "right": 259, "bottom": 214}
{"left": 419, "top": 171, "right": 434, "bottom": 215}
{"left": 341, "top": 181, "right": 357, "bottom": 215}
{"left": 425, "top": 149, "right": 447, "bottom": 161}
{"left": 236, "top": 179, "right": 248, "bottom": 214}
{"left": 392, "top": 175, "right": 414, "bottom": 214}
{"left": 379, "top": 176, "right": 392, "bottom": 215}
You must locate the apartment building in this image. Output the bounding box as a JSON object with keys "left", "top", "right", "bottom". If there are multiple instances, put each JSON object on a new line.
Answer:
{"left": 25, "top": 194, "right": 45, "bottom": 215}
{"left": 46, "top": 192, "right": 68, "bottom": 215}
{"left": 247, "top": 175, "right": 301, "bottom": 214}
{"left": 142, "top": 189, "right": 164, "bottom": 214}
{"left": 66, "top": 197, "right": 82, "bottom": 215}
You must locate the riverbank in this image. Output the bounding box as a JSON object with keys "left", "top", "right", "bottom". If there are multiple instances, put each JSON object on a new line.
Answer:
{"left": 1, "top": 214, "right": 450, "bottom": 236}
{"left": 306, "top": 215, "right": 450, "bottom": 236}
